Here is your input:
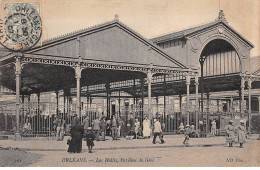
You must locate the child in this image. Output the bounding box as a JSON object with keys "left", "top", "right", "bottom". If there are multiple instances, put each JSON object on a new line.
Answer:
{"left": 85, "top": 127, "right": 95, "bottom": 153}
{"left": 183, "top": 125, "right": 191, "bottom": 147}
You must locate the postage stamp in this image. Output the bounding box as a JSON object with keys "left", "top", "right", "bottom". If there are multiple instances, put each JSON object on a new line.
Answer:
{"left": 0, "top": 0, "right": 259, "bottom": 168}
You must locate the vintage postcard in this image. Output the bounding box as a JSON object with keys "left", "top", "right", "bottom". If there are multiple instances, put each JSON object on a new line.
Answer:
{"left": 0, "top": 0, "right": 259, "bottom": 167}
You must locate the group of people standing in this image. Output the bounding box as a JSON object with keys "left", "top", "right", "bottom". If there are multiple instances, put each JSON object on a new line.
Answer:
{"left": 67, "top": 114, "right": 96, "bottom": 153}
{"left": 66, "top": 114, "right": 167, "bottom": 153}
{"left": 177, "top": 119, "right": 248, "bottom": 148}
{"left": 135, "top": 116, "right": 165, "bottom": 144}
{"left": 64, "top": 114, "right": 248, "bottom": 154}
{"left": 225, "top": 119, "right": 247, "bottom": 148}
{"left": 82, "top": 115, "right": 123, "bottom": 141}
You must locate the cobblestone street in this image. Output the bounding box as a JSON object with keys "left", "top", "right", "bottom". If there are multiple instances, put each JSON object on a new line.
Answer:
{"left": 0, "top": 135, "right": 259, "bottom": 166}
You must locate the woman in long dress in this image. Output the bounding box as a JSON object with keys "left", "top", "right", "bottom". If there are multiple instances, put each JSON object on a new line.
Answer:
{"left": 68, "top": 114, "right": 84, "bottom": 153}
{"left": 224, "top": 120, "right": 235, "bottom": 147}
{"left": 143, "top": 116, "right": 151, "bottom": 138}
{"left": 236, "top": 120, "right": 247, "bottom": 148}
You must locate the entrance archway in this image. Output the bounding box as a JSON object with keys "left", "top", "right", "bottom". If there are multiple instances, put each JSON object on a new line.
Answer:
{"left": 201, "top": 39, "right": 241, "bottom": 77}
{"left": 198, "top": 39, "right": 241, "bottom": 134}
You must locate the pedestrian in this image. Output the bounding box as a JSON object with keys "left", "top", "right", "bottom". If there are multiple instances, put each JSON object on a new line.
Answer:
{"left": 183, "top": 125, "right": 191, "bottom": 146}
{"left": 190, "top": 124, "right": 196, "bottom": 138}
{"left": 236, "top": 120, "right": 247, "bottom": 148}
{"left": 152, "top": 119, "right": 165, "bottom": 144}
{"left": 92, "top": 117, "right": 101, "bottom": 141}
{"left": 111, "top": 116, "right": 118, "bottom": 140}
{"left": 53, "top": 115, "right": 57, "bottom": 136}
{"left": 82, "top": 116, "right": 90, "bottom": 134}
{"left": 160, "top": 122, "right": 166, "bottom": 142}
{"left": 53, "top": 115, "right": 65, "bottom": 141}
{"left": 130, "top": 118, "right": 135, "bottom": 136}
{"left": 106, "top": 119, "right": 111, "bottom": 136}
{"left": 100, "top": 117, "right": 106, "bottom": 141}
{"left": 211, "top": 120, "right": 217, "bottom": 136}
{"left": 178, "top": 122, "right": 184, "bottom": 134}
{"left": 133, "top": 118, "right": 140, "bottom": 139}
{"left": 23, "top": 117, "right": 32, "bottom": 134}
{"left": 143, "top": 116, "right": 151, "bottom": 138}
{"left": 85, "top": 127, "right": 95, "bottom": 153}
{"left": 137, "top": 126, "right": 143, "bottom": 139}
{"left": 118, "top": 117, "right": 123, "bottom": 138}
{"left": 67, "top": 114, "right": 84, "bottom": 153}
{"left": 224, "top": 120, "right": 235, "bottom": 147}
{"left": 126, "top": 118, "right": 131, "bottom": 139}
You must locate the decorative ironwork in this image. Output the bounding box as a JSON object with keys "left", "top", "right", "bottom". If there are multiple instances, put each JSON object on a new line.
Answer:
{"left": 21, "top": 57, "right": 78, "bottom": 67}
{"left": 20, "top": 56, "right": 196, "bottom": 75}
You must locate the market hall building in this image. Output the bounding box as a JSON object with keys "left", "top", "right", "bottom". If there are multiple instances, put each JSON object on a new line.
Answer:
{"left": 0, "top": 11, "right": 259, "bottom": 139}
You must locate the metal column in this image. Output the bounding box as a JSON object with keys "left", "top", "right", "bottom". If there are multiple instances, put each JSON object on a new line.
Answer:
{"left": 199, "top": 56, "right": 206, "bottom": 115}
{"left": 241, "top": 75, "right": 245, "bottom": 117}
{"left": 75, "top": 65, "right": 82, "bottom": 119}
{"left": 163, "top": 75, "right": 166, "bottom": 126}
{"left": 248, "top": 78, "right": 252, "bottom": 134}
{"left": 186, "top": 74, "right": 190, "bottom": 125}
{"left": 55, "top": 91, "right": 59, "bottom": 115}
{"left": 195, "top": 74, "right": 199, "bottom": 130}
{"left": 147, "top": 69, "right": 152, "bottom": 120}
{"left": 118, "top": 91, "right": 121, "bottom": 117}
{"left": 141, "top": 78, "right": 144, "bottom": 126}
{"left": 15, "top": 56, "right": 22, "bottom": 140}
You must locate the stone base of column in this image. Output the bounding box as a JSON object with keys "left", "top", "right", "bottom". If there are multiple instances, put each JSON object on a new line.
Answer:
{"left": 14, "top": 133, "right": 22, "bottom": 141}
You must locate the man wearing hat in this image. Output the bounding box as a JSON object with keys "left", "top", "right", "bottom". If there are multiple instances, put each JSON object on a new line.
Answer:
{"left": 183, "top": 124, "right": 191, "bottom": 146}
{"left": 225, "top": 120, "right": 235, "bottom": 147}
{"left": 236, "top": 120, "right": 247, "bottom": 148}
{"left": 152, "top": 119, "right": 165, "bottom": 144}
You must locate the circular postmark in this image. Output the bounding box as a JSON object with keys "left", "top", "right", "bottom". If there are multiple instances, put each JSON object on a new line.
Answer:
{"left": 0, "top": 3, "right": 42, "bottom": 52}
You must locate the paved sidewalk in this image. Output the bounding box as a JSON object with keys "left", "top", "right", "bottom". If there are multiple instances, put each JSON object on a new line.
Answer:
{"left": 0, "top": 135, "right": 229, "bottom": 151}
{"left": 30, "top": 138, "right": 260, "bottom": 167}
{"left": 0, "top": 135, "right": 259, "bottom": 166}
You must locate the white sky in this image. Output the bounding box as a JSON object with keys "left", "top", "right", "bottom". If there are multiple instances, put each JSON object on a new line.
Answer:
{"left": 1, "top": 0, "right": 259, "bottom": 57}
